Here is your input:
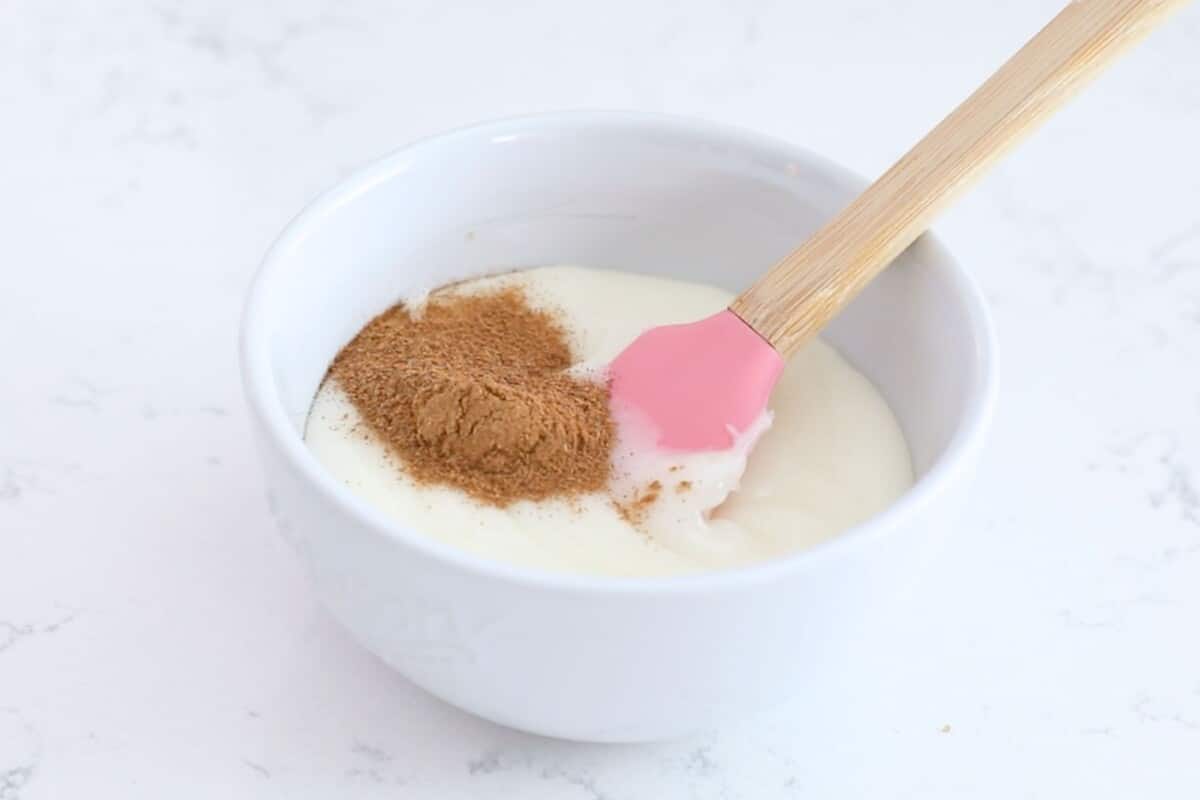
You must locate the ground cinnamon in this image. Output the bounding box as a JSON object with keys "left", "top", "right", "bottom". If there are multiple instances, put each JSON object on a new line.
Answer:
{"left": 329, "top": 286, "right": 614, "bottom": 506}
{"left": 613, "top": 480, "right": 662, "bottom": 527}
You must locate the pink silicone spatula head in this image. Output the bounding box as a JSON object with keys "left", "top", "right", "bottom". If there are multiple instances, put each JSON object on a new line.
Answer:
{"left": 608, "top": 0, "right": 1179, "bottom": 452}
{"left": 609, "top": 310, "right": 784, "bottom": 450}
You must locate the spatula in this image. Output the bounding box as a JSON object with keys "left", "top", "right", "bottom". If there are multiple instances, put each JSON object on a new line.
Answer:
{"left": 610, "top": 0, "right": 1186, "bottom": 450}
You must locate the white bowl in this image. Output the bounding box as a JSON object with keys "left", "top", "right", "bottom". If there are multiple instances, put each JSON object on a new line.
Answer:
{"left": 241, "top": 112, "right": 996, "bottom": 742}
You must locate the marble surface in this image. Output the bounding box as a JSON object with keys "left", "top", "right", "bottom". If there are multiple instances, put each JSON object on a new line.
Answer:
{"left": 3, "top": 0, "right": 1200, "bottom": 796}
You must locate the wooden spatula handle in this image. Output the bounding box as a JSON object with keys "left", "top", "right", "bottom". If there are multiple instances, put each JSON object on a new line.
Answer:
{"left": 730, "top": 0, "right": 1186, "bottom": 358}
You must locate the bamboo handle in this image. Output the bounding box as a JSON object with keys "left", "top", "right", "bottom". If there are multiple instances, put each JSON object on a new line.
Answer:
{"left": 730, "top": 0, "right": 1186, "bottom": 358}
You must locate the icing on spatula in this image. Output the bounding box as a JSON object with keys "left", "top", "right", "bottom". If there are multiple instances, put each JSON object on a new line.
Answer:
{"left": 611, "top": 0, "right": 1185, "bottom": 450}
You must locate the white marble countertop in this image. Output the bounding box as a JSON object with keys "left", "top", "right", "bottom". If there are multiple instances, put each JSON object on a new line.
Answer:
{"left": 3, "top": 0, "right": 1200, "bottom": 796}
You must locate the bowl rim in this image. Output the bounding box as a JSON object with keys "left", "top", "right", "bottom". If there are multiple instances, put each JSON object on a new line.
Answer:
{"left": 240, "top": 110, "right": 997, "bottom": 597}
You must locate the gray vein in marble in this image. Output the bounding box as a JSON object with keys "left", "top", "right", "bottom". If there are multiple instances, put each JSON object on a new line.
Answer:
{"left": 1080, "top": 727, "right": 1116, "bottom": 737}
{"left": 0, "top": 766, "right": 33, "bottom": 800}
{"left": 48, "top": 375, "right": 110, "bottom": 412}
{"left": 989, "top": 178, "right": 1113, "bottom": 306}
{"left": 344, "top": 766, "right": 386, "bottom": 784}
{"left": 0, "top": 470, "right": 30, "bottom": 503}
{"left": 1150, "top": 220, "right": 1200, "bottom": 283}
{"left": 683, "top": 745, "right": 719, "bottom": 777}
{"left": 344, "top": 740, "right": 404, "bottom": 785}
{"left": 113, "top": 118, "right": 199, "bottom": 151}
{"left": 1104, "top": 433, "right": 1200, "bottom": 527}
{"left": 148, "top": 1, "right": 360, "bottom": 126}
{"left": 351, "top": 740, "right": 392, "bottom": 764}
{"left": 1148, "top": 449, "right": 1200, "bottom": 524}
{"left": 241, "top": 759, "right": 270, "bottom": 779}
{"left": 140, "top": 402, "right": 229, "bottom": 421}
{"left": 537, "top": 763, "right": 607, "bottom": 800}
{"left": 1058, "top": 607, "right": 1120, "bottom": 631}
{"left": 0, "top": 462, "right": 90, "bottom": 504}
{"left": 763, "top": 745, "right": 804, "bottom": 794}
{"left": 466, "top": 750, "right": 608, "bottom": 799}
{"left": 0, "top": 708, "right": 39, "bottom": 800}
{"left": 0, "top": 611, "right": 78, "bottom": 656}
{"left": 1132, "top": 694, "right": 1200, "bottom": 733}
{"left": 466, "top": 749, "right": 504, "bottom": 776}
{"left": 88, "top": 67, "right": 126, "bottom": 119}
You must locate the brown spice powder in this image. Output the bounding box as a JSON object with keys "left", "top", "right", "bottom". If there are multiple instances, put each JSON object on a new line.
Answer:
{"left": 330, "top": 286, "right": 614, "bottom": 506}
{"left": 613, "top": 480, "right": 662, "bottom": 527}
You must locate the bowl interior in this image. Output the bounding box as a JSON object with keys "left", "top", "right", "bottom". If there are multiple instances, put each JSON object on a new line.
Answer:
{"left": 248, "top": 114, "right": 989, "bottom": 483}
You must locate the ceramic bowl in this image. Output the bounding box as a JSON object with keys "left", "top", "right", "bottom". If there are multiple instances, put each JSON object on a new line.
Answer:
{"left": 241, "top": 112, "right": 996, "bottom": 742}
